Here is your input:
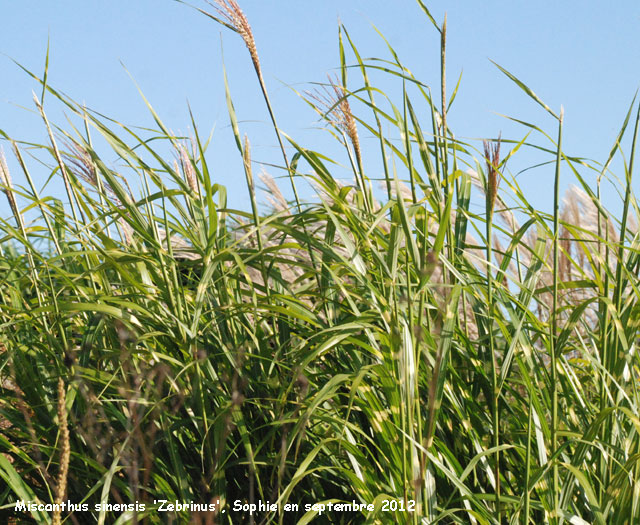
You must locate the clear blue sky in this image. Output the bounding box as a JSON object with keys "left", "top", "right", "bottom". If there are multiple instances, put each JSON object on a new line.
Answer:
{"left": 2, "top": 1, "right": 640, "bottom": 214}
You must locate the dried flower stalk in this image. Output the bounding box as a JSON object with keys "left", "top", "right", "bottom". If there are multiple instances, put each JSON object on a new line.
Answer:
{"left": 0, "top": 149, "right": 22, "bottom": 228}
{"left": 52, "top": 377, "right": 70, "bottom": 525}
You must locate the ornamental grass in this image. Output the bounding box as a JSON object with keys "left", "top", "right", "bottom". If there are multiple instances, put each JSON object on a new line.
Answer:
{"left": 1, "top": 2, "right": 640, "bottom": 524}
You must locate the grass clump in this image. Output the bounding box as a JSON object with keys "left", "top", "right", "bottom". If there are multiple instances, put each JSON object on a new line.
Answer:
{"left": 1, "top": 2, "right": 640, "bottom": 524}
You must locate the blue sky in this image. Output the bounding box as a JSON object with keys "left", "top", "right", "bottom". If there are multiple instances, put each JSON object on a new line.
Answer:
{"left": 2, "top": 1, "right": 639, "bottom": 214}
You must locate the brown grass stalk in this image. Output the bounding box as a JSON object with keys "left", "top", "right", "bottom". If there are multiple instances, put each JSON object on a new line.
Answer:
{"left": 52, "top": 377, "right": 70, "bottom": 525}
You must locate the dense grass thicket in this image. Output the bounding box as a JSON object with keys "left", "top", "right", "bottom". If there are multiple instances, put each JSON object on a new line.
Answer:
{"left": 2, "top": 1, "right": 640, "bottom": 523}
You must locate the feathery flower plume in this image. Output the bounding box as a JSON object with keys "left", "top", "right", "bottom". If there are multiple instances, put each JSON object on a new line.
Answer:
{"left": 308, "top": 74, "right": 362, "bottom": 168}
{"left": 177, "top": 142, "right": 200, "bottom": 197}
{"left": 63, "top": 140, "right": 120, "bottom": 205}
{"left": 63, "top": 140, "right": 97, "bottom": 186}
{"left": 62, "top": 141, "right": 138, "bottom": 246}
{"left": 483, "top": 134, "right": 502, "bottom": 217}
{"left": 259, "top": 170, "right": 288, "bottom": 213}
{"left": 208, "top": 0, "right": 260, "bottom": 77}
{"left": 119, "top": 218, "right": 134, "bottom": 246}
